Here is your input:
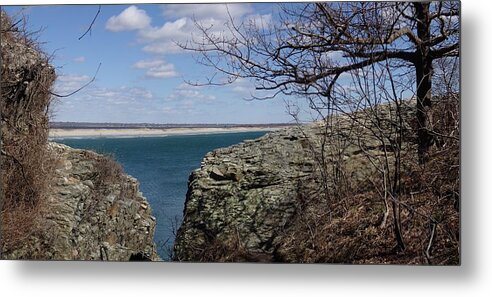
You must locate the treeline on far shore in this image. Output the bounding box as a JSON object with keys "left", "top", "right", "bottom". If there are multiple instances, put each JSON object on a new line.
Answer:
{"left": 49, "top": 122, "right": 299, "bottom": 130}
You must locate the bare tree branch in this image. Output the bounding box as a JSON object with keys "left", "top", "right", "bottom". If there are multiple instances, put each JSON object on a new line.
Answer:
{"left": 78, "top": 5, "right": 101, "bottom": 40}
{"left": 50, "top": 62, "right": 101, "bottom": 98}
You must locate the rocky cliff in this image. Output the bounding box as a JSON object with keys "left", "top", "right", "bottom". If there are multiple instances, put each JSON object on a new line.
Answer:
{"left": 174, "top": 100, "right": 459, "bottom": 264}
{"left": 1, "top": 11, "right": 159, "bottom": 261}
{"left": 2, "top": 143, "right": 159, "bottom": 261}
{"left": 173, "top": 120, "right": 370, "bottom": 261}
{"left": 173, "top": 126, "right": 315, "bottom": 261}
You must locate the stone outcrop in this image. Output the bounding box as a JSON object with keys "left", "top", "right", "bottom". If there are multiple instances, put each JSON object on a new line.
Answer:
{"left": 2, "top": 143, "right": 159, "bottom": 261}
{"left": 1, "top": 11, "right": 159, "bottom": 261}
{"left": 173, "top": 127, "right": 315, "bottom": 261}
{"left": 173, "top": 101, "right": 418, "bottom": 262}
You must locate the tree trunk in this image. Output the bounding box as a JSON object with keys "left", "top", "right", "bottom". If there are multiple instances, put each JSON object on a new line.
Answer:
{"left": 414, "top": 2, "right": 434, "bottom": 163}
{"left": 415, "top": 59, "right": 433, "bottom": 163}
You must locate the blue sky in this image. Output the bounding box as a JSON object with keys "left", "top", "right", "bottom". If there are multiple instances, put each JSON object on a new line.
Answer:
{"left": 5, "top": 4, "right": 305, "bottom": 124}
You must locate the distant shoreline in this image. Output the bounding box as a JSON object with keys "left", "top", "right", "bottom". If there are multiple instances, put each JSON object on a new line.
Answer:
{"left": 49, "top": 126, "right": 289, "bottom": 139}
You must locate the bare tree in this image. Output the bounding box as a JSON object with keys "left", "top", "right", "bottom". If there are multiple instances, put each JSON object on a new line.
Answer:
{"left": 181, "top": 1, "right": 459, "bottom": 162}
{"left": 178, "top": 1, "right": 460, "bottom": 255}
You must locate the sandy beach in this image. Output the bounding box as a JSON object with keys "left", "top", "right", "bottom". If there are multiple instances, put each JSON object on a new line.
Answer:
{"left": 49, "top": 126, "right": 286, "bottom": 138}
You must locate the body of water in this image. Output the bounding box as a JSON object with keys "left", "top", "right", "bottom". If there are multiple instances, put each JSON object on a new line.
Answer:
{"left": 56, "top": 131, "right": 266, "bottom": 260}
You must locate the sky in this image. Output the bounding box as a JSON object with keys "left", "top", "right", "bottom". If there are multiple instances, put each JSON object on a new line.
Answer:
{"left": 4, "top": 2, "right": 458, "bottom": 124}
{"left": 4, "top": 4, "right": 305, "bottom": 124}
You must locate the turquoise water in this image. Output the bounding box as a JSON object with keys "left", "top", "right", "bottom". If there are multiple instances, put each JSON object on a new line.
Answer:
{"left": 56, "top": 131, "right": 266, "bottom": 260}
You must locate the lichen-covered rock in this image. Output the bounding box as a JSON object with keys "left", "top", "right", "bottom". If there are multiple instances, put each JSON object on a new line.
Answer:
{"left": 173, "top": 126, "right": 316, "bottom": 261}
{"left": 2, "top": 143, "right": 159, "bottom": 261}
{"left": 173, "top": 101, "right": 417, "bottom": 262}
{"left": 1, "top": 11, "right": 159, "bottom": 261}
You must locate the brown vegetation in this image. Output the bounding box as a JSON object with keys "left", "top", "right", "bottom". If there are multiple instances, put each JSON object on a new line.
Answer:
{"left": 176, "top": 1, "right": 459, "bottom": 264}
{"left": 92, "top": 153, "right": 134, "bottom": 204}
{"left": 93, "top": 154, "right": 125, "bottom": 194}
{"left": 275, "top": 95, "right": 459, "bottom": 264}
{"left": 176, "top": 95, "right": 459, "bottom": 264}
{"left": 0, "top": 11, "right": 56, "bottom": 255}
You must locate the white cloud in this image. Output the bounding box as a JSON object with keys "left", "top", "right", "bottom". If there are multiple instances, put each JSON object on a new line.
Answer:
{"left": 91, "top": 89, "right": 117, "bottom": 98}
{"left": 169, "top": 89, "right": 216, "bottom": 101}
{"left": 168, "top": 84, "right": 216, "bottom": 101}
{"left": 137, "top": 18, "right": 192, "bottom": 54}
{"left": 138, "top": 17, "right": 227, "bottom": 54}
{"left": 226, "top": 77, "right": 281, "bottom": 100}
{"left": 162, "top": 4, "right": 253, "bottom": 21}
{"left": 145, "top": 64, "right": 178, "bottom": 79}
{"left": 243, "top": 13, "right": 273, "bottom": 29}
{"left": 136, "top": 4, "right": 258, "bottom": 55}
{"left": 132, "top": 59, "right": 178, "bottom": 79}
{"left": 103, "top": 3, "right": 273, "bottom": 56}
{"left": 56, "top": 73, "right": 154, "bottom": 102}
{"left": 138, "top": 18, "right": 188, "bottom": 42}
{"left": 142, "top": 42, "right": 182, "bottom": 54}
{"left": 106, "top": 5, "right": 151, "bottom": 32}
{"left": 132, "top": 59, "right": 166, "bottom": 69}
{"left": 125, "top": 86, "right": 154, "bottom": 99}
{"left": 229, "top": 77, "right": 254, "bottom": 95}
{"left": 58, "top": 74, "right": 91, "bottom": 82}
{"left": 55, "top": 74, "right": 92, "bottom": 94}
{"left": 91, "top": 86, "right": 154, "bottom": 102}
{"left": 73, "top": 56, "right": 86, "bottom": 63}
{"left": 51, "top": 83, "right": 158, "bottom": 123}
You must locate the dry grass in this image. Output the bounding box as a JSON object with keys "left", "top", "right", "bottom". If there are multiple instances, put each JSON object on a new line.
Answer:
{"left": 1, "top": 11, "right": 57, "bottom": 255}
{"left": 184, "top": 228, "right": 274, "bottom": 263}
{"left": 93, "top": 154, "right": 127, "bottom": 196}
{"left": 274, "top": 95, "right": 460, "bottom": 264}
{"left": 174, "top": 96, "right": 459, "bottom": 264}
{"left": 74, "top": 153, "right": 134, "bottom": 224}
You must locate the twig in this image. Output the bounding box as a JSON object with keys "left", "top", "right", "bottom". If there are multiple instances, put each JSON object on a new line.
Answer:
{"left": 425, "top": 222, "right": 437, "bottom": 264}
{"left": 78, "top": 5, "right": 101, "bottom": 40}
{"left": 0, "top": 149, "right": 35, "bottom": 194}
{"left": 2, "top": 18, "right": 22, "bottom": 32}
{"left": 425, "top": 128, "right": 459, "bottom": 141}
{"left": 50, "top": 62, "right": 101, "bottom": 98}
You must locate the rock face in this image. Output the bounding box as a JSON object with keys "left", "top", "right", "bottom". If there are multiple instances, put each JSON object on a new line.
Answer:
{"left": 173, "top": 126, "right": 317, "bottom": 261}
{"left": 3, "top": 143, "right": 159, "bottom": 261}
{"left": 173, "top": 101, "right": 418, "bottom": 262}
{"left": 1, "top": 11, "right": 159, "bottom": 261}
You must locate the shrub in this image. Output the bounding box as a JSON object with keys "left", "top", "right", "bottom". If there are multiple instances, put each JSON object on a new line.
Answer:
{"left": 1, "top": 10, "right": 56, "bottom": 255}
